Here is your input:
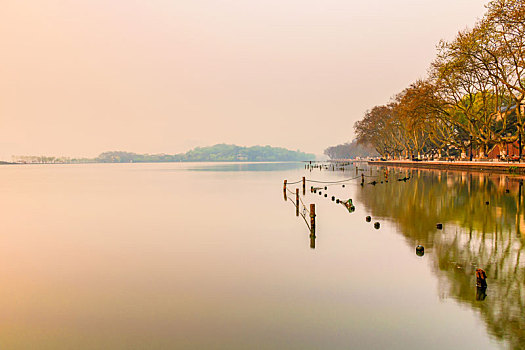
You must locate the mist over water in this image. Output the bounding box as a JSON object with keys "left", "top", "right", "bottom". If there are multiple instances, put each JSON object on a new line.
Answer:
{"left": 0, "top": 162, "right": 520, "bottom": 349}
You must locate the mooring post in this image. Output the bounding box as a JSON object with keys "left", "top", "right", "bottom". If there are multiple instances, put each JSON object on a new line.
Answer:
{"left": 310, "top": 204, "right": 316, "bottom": 233}
{"left": 309, "top": 203, "right": 316, "bottom": 248}
{"left": 310, "top": 233, "right": 316, "bottom": 249}
{"left": 283, "top": 179, "right": 287, "bottom": 192}
{"left": 302, "top": 177, "right": 306, "bottom": 195}
{"left": 296, "top": 188, "right": 299, "bottom": 216}
{"left": 361, "top": 174, "right": 364, "bottom": 186}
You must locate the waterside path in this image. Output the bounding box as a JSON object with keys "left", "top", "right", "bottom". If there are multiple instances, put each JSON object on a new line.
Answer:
{"left": 368, "top": 159, "right": 525, "bottom": 174}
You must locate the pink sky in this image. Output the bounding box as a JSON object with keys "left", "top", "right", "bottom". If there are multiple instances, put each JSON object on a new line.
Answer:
{"left": 0, "top": 0, "right": 488, "bottom": 159}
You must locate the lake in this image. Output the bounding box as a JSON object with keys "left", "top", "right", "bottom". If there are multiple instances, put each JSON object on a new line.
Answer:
{"left": 0, "top": 162, "right": 522, "bottom": 349}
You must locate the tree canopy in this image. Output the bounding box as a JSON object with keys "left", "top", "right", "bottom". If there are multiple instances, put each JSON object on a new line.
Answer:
{"left": 324, "top": 139, "right": 378, "bottom": 159}
{"left": 354, "top": 0, "right": 525, "bottom": 160}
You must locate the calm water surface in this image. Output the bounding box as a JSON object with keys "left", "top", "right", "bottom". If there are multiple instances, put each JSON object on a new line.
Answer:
{"left": 0, "top": 162, "right": 522, "bottom": 349}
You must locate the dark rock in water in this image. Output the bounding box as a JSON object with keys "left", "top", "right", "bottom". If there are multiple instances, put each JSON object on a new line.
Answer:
{"left": 416, "top": 245, "right": 424, "bottom": 256}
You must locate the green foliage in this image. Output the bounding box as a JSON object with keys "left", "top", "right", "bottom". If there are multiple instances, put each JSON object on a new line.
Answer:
{"left": 14, "top": 145, "right": 314, "bottom": 164}
{"left": 95, "top": 144, "right": 314, "bottom": 163}
{"left": 178, "top": 144, "right": 314, "bottom": 162}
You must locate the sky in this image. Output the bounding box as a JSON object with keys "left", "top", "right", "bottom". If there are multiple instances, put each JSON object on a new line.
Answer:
{"left": 0, "top": 0, "right": 488, "bottom": 159}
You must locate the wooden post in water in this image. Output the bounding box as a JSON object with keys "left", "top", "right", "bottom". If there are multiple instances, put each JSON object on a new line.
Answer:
{"left": 361, "top": 174, "right": 364, "bottom": 186}
{"left": 302, "top": 177, "right": 306, "bottom": 195}
{"left": 283, "top": 179, "right": 287, "bottom": 192}
{"left": 295, "top": 189, "right": 299, "bottom": 216}
{"left": 310, "top": 204, "right": 316, "bottom": 233}
{"left": 309, "top": 203, "right": 316, "bottom": 248}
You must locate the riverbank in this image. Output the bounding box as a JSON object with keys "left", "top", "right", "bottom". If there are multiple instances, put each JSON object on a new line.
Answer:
{"left": 368, "top": 159, "right": 525, "bottom": 174}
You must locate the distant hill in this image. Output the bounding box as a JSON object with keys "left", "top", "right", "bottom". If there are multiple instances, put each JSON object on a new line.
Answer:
{"left": 96, "top": 144, "right": 314, "bottom": 162}
{"left": 324, "top": 140, "right": 378, "bottom": 159}
{"left": 13, "top": 144, "right": 315, "bottom": 163}
{"left": 180, "top": 144, "right": 314, "bottom": 162}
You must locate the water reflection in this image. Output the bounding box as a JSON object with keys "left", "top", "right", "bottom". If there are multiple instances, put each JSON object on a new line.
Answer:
{"left": 186, "top": 162, "right": 305, "bottom": 172}
{"left": 309, "top": 232, "right": 316, "bottom": 249}
{"left": 476, "top": 287, "right": 488, "bottom": 301}
{"left": 357, "top": 167, "right": 525, "bottom": 348}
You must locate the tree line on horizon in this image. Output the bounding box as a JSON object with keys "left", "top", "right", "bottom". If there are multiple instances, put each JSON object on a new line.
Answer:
{"left": 324, "top": 140, "right": 378, "bottom": 159}
{"left": 12, "top": 144, "right": 315, "bottom": 164}
{"left": 353, "top": 0, "right": 525, "bottom": 160}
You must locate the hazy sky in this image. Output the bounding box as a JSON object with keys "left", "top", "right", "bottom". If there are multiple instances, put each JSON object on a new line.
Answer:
{"left": 1, "top": 0, "right": 488, "bottom": 159}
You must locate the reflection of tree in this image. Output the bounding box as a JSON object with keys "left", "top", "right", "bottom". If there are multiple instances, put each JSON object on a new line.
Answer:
{"left": 356, "top": 167, "right": 525, "bottom": 349}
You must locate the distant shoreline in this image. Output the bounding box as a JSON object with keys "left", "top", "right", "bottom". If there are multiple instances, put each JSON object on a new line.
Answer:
{"left": 10, "top": 144, "right": 315, "bottom": 164}
{"left": 7, "top": 160, "right": 312, "bottom": 165}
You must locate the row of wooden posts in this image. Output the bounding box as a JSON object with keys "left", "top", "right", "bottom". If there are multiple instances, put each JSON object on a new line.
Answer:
{"left": 282, "top": 171, "right": 371, "bottom": 247}
{"left": 283, "top": 178, "right": 315, "bottom": 236}
{"left": 283, "top": 177, "right": 307, "bottom": 194}
{"left": 284, "top": 165, "right": 390, "bottom": 249}
{"left": 282, "top": 167, "right": 386, "bottom": 246}
{"left": 305, "top": 161, "right": 354, "bottom": 172}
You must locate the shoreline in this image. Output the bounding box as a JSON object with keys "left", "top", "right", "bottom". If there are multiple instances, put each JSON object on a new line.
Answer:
{"left": 367, "top": 160, "right": 525, "bottom": 174}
